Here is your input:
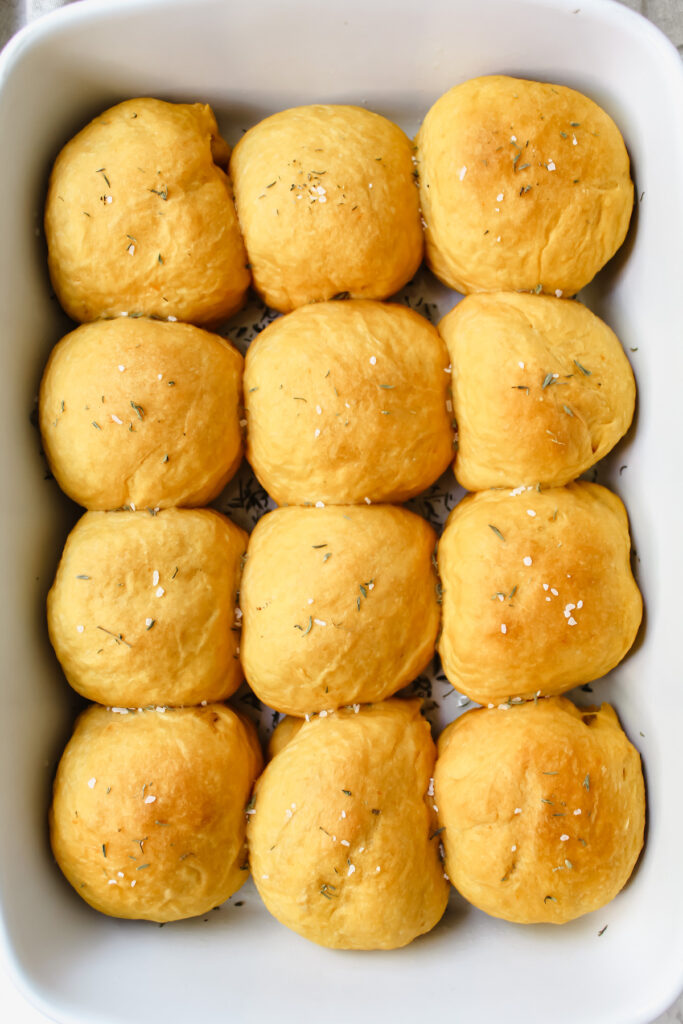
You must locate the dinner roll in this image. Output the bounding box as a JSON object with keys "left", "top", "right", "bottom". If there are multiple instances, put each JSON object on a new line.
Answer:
{"left": 416, "top": 75, "right": 633, "bottom": 296}
{"left": 230, "top": 104, "right": 423, "bottom": 312}
{"left": 39, "top": 317, "right": 243, "bottom": 510}
{"left": 439, "top": 292, "right": 636, "bottom": 490}
{"left": 47, "top": 508, "right": 246, "bottom": 707}
{"left": 240, "top": 505, "right": 440, "bottom": 715}
{"left": 434, "top": 697, "right": 645, "bottom": 923}
{"left": 45, "top": 97, "right": 249, "bottom": 324}
{"left": 266, "top": 716, "right": 303, "bottom": 760}
{"left": 248, "top": 700, "right": 449, "bottom": 948}
{"left": 244, "top": 300, "right": 453, "bottom": 505}
{"left": 50, "top": 704, "right": 262, "bottom": 922}
{"left": 437, "top": 482, "right": 642, "bottom": 705}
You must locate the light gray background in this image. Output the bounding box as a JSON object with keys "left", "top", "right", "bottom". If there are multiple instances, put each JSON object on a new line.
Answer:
{"left": 0, "top": 1, "right": 680, "bottom": 1022}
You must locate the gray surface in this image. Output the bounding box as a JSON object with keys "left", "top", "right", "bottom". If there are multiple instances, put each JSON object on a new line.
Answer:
{"left": 0, "top": 1, "right": 681, "bottom": 1022}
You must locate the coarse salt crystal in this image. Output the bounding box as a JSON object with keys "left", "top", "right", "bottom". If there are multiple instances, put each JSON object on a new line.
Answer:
{"left": 523, "top": 556, "right": 532, "bottom": 566}
{"left": 152, "top": 571, "right": 159, "bottom": 586}
{"left": 568, "top": 616, "right": 577, "bottom": 626}
{"left": 313, "top": 618, "right": 326, "bottom": 626}
{"left": 144, "top": 795, "right": 156, "bottom": 804}
{"left": 501, "top": 623, "right": 507, "bottom": 634}
{"left": 145, "top": 617, "right": 153, "bottom": 628}
{"left": 369, "top": 356, "right": 377, "bottom": 365}
{"left": 560, "top": 834, "right": 570, "bottom": 841}
{"left": 77, "top": 624, "right": 85, "bottom": 633}
{"left": 111, "top": 414, "right": 123, "bottom": 425}
{"left": 314, "top": 428, "right": 320, "bottom": 439}
{"left": 547, "top": 160, "right": 556, "bottom": 171}
{"left": 527, "top": 509, "right": 536, "bottom": 517}
{"left": 518, "top": 361, "right": 525, "bottom": 369}
{"left": 315, "top": 501, "right": 325, "bottom": 508}
{"left": 156, "top": 586, "right": 165, "bottom": 598}
{"left": 514, "top": 808, "right": 522, "bottom": 814}
{"left": 497, "top": 193, "right": 504, "bottom": 202}
{"left": 555, "top": 289, "right": 563, "bottom": 298}
{"left": 574, "top": 809, "right": 582, "bottom": 815}
{"left": 87, "top": 777, "right": 96, "bottom": 788}
{"left": 364, "top": 497, "right": 371, "bottom": 505}
{"left": 347, "top": 863, "right": 356, "bottom": 876}
{"left": 316, "top": 405, "right": 322, "bottom": 415}
{"left": 118, "top": 365, "right": 125, "bottom": 372}
{"left": 459, "top": 166, "right": 467, "bottom": 180}
{"left": 341, "top": 839, "right": 350, "bottom": 847}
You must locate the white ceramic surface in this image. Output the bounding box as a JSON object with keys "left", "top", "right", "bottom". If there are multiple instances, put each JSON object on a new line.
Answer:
{"left": 0, "top": 1, "right": 682, "bottom": 1022}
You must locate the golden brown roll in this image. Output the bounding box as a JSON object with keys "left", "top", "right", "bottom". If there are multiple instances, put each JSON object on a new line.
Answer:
{"left": 240, "top": 505, "right": 440, "bottom": 715}
{"left": 434, "top": 697, "right": 645, "bottom": 924}
{"left": 437, "top": 482, "right": 642, "bottom": 704}
{"left": 439, "top": 292, "right": 636, "bottom": 489}
{"left": 45, "top": 97, "right": 249, "bottom": 324}
{"left": 244, "top": 300, "right": 453, "bottom": 505}
{"left": 248, "top": 700, "right": 449, "bottom": 948}
{"left": 266, "top": 716, "right": 303, "bottom": 761}
{"left": 230, "top": 104, "right": 423, "bottom": 312}
{"left": 416, "top": 75, "right": 633, "bottom": 296}
{"left": 39, "top": 317, "right": 243, "bottom": 510}
{"left": 47, "top": 508, "right": 247, "bottom": 707}
{"left": 50, "top": 703, "right": 263, "bottom": 922}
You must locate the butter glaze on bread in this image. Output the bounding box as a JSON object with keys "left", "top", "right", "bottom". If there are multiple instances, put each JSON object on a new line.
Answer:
{"left": 45, "top": 98, "right": 249, "bottom": 324}
{"left": 439, "top": 292, "right": 636, "bottom": 489}
{"left": 416, "top": 75, "right": 633, "bottom": 296}
{"left": 248, "top": 700, "right": 449, "bottom": 948}
{"left": 39, "top": 317, "right": 243, "bottom": 510}
{"left": 230, "top": 104, "right": 423, "bottom": 312}
{"left": 434, "top": 697, "right": 645, "bottom": 923}
{"left": 437, "top": 482, "right": 642, "bottom": 704}
{"left": 48, "top": 508, "right": 246, "bottom": 707}
{"left": 244, "top": 299, "right": 453, "bottom": 505}
{"left": 50, "top": 704, "right": 262, "bottom": 922}
{"left": 240, "top": 505, "right": 440, "bottom": 715}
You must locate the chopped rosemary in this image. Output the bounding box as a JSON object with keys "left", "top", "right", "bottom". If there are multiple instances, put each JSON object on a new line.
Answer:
{"left": 574, "top": 359, "right": 591, "bottom": 376}
{"left": 130, "top": 400, "right": 144, "bottom": 420}
{"left": 294, "top": 616, "right": 313, "bottom": 635}
{"left": 542, "top": 372, "right": 556, "bottom": 388}
{"left": 488, "top": 524, "right": 505, "bottom": 541}
{"left": 583, "top": 773, "right": 590, "bottom": 790}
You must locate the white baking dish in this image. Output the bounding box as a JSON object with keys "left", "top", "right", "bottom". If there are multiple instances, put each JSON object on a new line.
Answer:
{"left": 0, "top": 0, "right": 682, "bottom": 1022}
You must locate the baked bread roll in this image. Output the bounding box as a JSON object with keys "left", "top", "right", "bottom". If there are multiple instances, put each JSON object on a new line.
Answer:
{"left": 50, "top": 704, "right": 262, "bottom": 922}
{"left": 230, "top": 104, "right": 423, "bottom": 312}
{"left": 240, "top": 505, "right": 440, "bottom": 715}
{"left": 39, "top": 317, "right": 243, "bottom": 510}
{"left": 437, "top": 482, "right": 642, "bottom": 704}
{"left": 48, "top": 508, "right": 246, "bottom": 707}
{"left": 434, "top": 696, "right": 645, "bottom": 924}
{"left": 266, "top": 716, "right": 303, "bottom": 760}
{"left": 416, "top": 75, "right": 633, "bottom": 296}
{"left": 244, "top": 300, "right": 453, "bottom": 505}
{"left": 248, "top": 700, "right": 449, "bottom": 948}
{"left": 45, "top": 97, "right": 249, "bottom": 325}
{"left": 439, "top": 292, "right": 636, "bottom": 489}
